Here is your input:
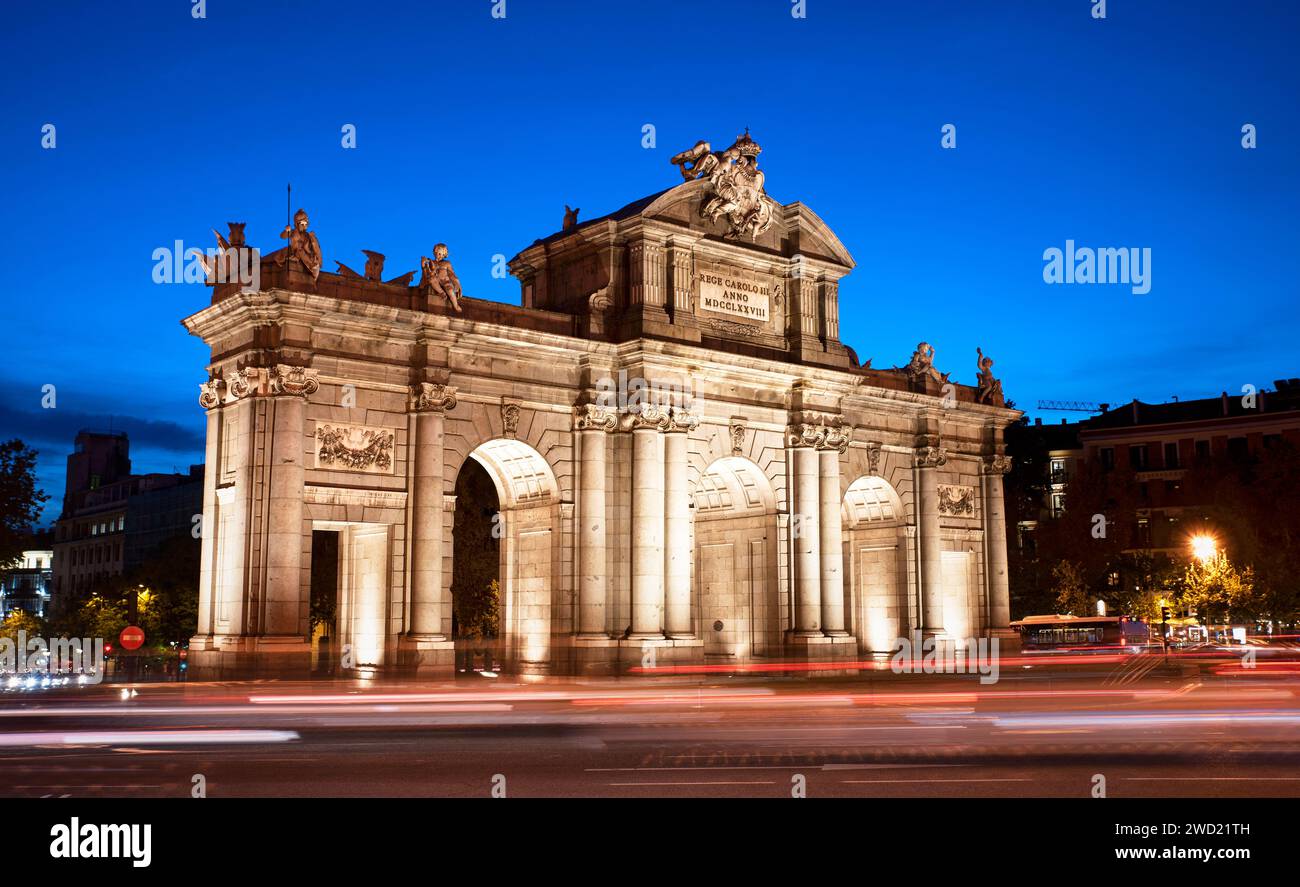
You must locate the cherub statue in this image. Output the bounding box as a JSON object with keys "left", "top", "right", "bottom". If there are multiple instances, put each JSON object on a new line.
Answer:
{"left": 976, "top": 347, "right": 1004, "bottom": 406}
{"left": 278, "top": 208, "right": 322, "bottom": 281}
{"left": 420, "top": 243, "right": 463, "bottom": 313}
{"left": 563, "top": 205, "right": 580, "bottom": 231}
{"left": 901, "top": 342, "right": 950, "bottom": 384}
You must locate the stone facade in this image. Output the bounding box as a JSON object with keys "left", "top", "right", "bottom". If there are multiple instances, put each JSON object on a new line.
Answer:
{"left": 183, "top": 147, "right": 1019, "bottom": 677}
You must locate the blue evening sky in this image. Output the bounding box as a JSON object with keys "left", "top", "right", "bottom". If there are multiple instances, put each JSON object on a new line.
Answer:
{"left": 1, "top": 0, "right": 1296, "bottom": 523}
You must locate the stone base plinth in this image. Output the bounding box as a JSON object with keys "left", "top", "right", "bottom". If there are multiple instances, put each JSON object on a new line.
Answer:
{"left": 560, "top": 635, "right": 708, "bottom": 675}
{"left": 782, "top": 632, "right": 860, "bottom": 675}
{"left": 618, "top": 636, "right": 705, "bottom": 675}
{"left": 187, "top": 634, "right": 312, "bottom": 680}
{"left": 396, "top": 635, "right": 457, "bottom": 676}
{"left": 990, "top": 628, "right": 1020, "bottom": 655}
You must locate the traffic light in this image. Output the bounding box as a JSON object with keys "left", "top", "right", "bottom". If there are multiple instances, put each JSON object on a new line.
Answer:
{"left": 1160, "top": 606, "right": 1171, "bottom": 622}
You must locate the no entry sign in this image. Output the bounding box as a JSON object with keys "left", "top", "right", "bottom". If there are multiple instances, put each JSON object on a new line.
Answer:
{"left": 119, "top": 625, "right": 146, "bottom": 651}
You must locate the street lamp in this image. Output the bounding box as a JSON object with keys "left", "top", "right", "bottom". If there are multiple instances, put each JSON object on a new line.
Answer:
{"left": 1189, "top": 534, "right": 1217, "bottom": 564}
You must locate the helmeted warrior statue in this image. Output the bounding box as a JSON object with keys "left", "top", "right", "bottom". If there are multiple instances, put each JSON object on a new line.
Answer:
{"left": 278, "top": 208, "right": 323, "bottom": 281}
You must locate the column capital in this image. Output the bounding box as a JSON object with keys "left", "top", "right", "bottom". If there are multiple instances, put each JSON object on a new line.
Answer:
{"left": 623, "top": 403, "right": 672, "bottom": 431}
{"left": 268, "top": 364, "right": 320, "bottom": 398}
{"left": 664, "top": 407, "right": 699, "bottom": 434}
{"left": 982, "top": 453, "right": 1013, "bottom": 475}
{"left": 787, "top": 420, "right": 849, "bottom": 453}
{"left": 198, "top": 376, "right": 226, "bottom": 410}
{"left": 411, "top": 382, "right": 458, "bottom": 413}
{"left": 574, "top": 403, "right": 618, "bottom": 432}
{"left": 226, "top": 366, "right": 261, "bottom": 401}
{"left": 914, "top": 434, "right": 948, "bottom": 468}
{"left": 204, "top": 365, "right": 317, "bottom": 404}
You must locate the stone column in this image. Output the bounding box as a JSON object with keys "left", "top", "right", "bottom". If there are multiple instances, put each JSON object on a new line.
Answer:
{"left": 195, "top": 379, "right": 224, "bottom": 637}
{"left": 410, "top": 383, "right": 456, "bottom": 638}
{"left": 789, "top": 426, "right": 822, "bottom": 635}
{"left": 575, "top": 405, "right": 616, "bottom": 636}
{"left": 263, "top": 364, "right": 318, "bottom": 636}
{"left": 664, "top": 408, "right": 697, "bottom": 638}
{"left": 982, "top": 454, "right": 1013, "bottom": 632}
{"left": 629, "top": 408, "right": 667, "bottom": 638}
{"left": 915, "top": 435, "right": 948, "bottom": 636}
{"left": 818, "top": 433, "right": 850, "bottom": 636}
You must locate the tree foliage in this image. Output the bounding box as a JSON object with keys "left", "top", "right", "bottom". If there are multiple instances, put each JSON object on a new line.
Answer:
{"left": 1050, "top": 561, "right": 1090, "bottom": 616}
{"left": 1177, "top": 552, "right": 1255, "bottom": 625}
{"left": 0, "top": 439, "right": 48, "bottom": 569}
{"left": 450, "top": 460, "right": 501, "bottom": 640}
{"left": 0, "top": 608, "right": 45, "bottom": 642}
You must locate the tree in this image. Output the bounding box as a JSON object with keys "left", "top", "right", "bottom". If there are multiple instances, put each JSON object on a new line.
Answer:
{"left": 0, "top": 607, "right": 45, "bottom": 642}
{"left": 0, "top": 440, "right": 48, "bottom": 568}
{"left": 454, "top": 579, "right": 501, "bottom": 641}
{"left": 59, "top": 594, "right": 130, "bottom": 644}
{"left": 1178, "top": 552, "right": 1256, "bottom": 625}
{"left": 1050, "top": 561, "right": 1091, "bottom": 616}
{"left": 124, "top": 534, "right": 200, "bottom": 646}
{"left": 450, "top": 460, "right": 501, "bottom": 640}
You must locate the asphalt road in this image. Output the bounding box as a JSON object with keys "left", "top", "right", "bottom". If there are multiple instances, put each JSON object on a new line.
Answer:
{"left": 2, "top": 653, "right": 1299, "bottom": 798}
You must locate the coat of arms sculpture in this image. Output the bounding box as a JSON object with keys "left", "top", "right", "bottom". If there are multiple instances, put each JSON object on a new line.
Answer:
{"left": 670, "top": 130, "right": 777, "bottom": 240}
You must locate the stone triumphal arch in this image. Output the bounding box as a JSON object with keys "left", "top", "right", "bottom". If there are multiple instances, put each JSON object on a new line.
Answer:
{"left": 184, "top": 131, "right": 1020, "bottom": 677}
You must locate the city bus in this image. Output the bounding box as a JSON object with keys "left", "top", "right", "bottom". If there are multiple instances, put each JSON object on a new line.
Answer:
{"left": 1010, "top": 615, "right": 1153, "bottom": 654}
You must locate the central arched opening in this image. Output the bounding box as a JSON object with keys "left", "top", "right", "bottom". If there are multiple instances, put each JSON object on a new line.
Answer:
{"left": 693, "top": 456, "right": 779, "bottom": 660}
{"left": 452, "top": 438, "right": 559, "bottom": 675}
{"left": 451, "top": 457, "right": 501, "bottom": 674}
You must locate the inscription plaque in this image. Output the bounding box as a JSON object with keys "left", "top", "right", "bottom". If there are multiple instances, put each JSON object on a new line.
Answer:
{"left": 697, "top": 269, "right": 770, "bottom": 323}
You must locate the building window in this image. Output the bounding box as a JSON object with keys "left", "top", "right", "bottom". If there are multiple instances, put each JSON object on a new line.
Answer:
{"left": 1139, "top": 482, "right": 1149, "bottom": 500}
{"left": 1137, "top": 517, "right": 1151, "bottom": 547}
{"left": 1107, "top": 571, "right": 1120, "bottom": 588}
{"left": 1264, "top": 434, "right": 1282, "bottom": 450}
{"left": 1017, "top": 524, "right": 1037, "bottom": 556}
{"left": 1100, "top": 447, "right": 1115, "bottom": 470}
{"left": 1050, "top": 458, "right": 1067, "bottom": 485}
{"left": 1050, "top": 492, "right": 1066, "bottom": 517}
{"left": 91, "top": 524, "right": 98, "bottom": 536}
{"left": 118, "top": 516, "right": 125, "bottom": 531}
{"left": 1227, "top": 437, "right": 1249, "bottom": 460}
{"left": 1195, "top": 439, "right": 1210, "bottom": 461}
{"left": 1164, "top": 442, "right": 1179, "bottom": 469}
{"left": 1130, "top": 445, "right": 1148, "bottom": 470}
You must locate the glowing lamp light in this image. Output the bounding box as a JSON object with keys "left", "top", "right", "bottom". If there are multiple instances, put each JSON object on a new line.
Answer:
{"left": 1190, "top": 534, "right": 1217, "bottom": 563}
